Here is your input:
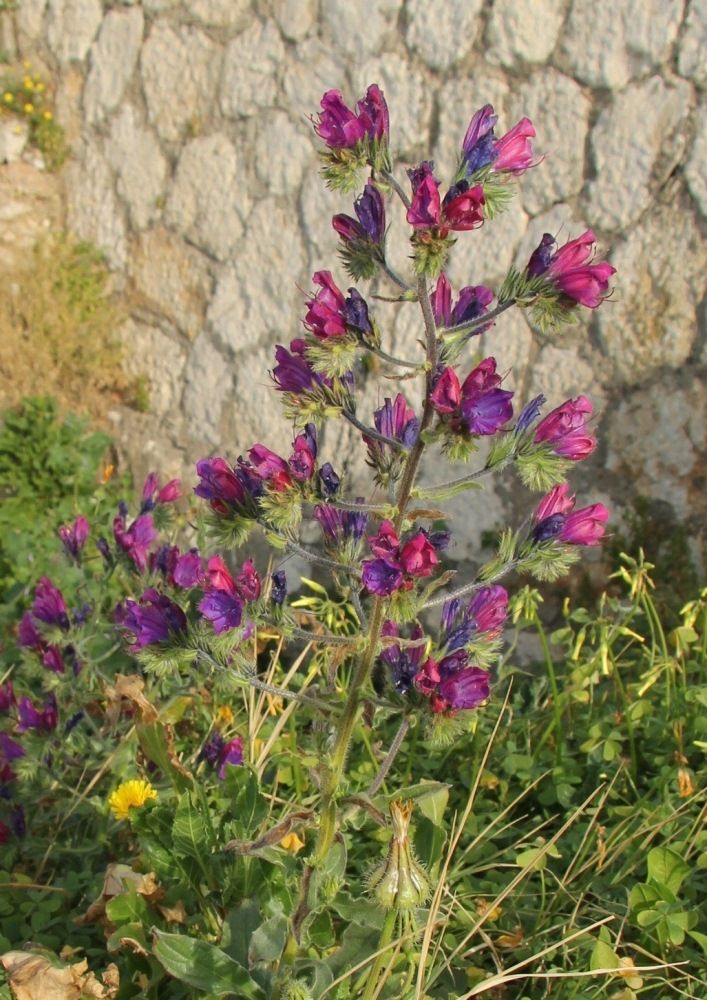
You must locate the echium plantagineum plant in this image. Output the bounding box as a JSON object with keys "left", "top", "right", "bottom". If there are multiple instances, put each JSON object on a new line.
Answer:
{"left": 0, "top": 87, "right": 615, "bottom": 998}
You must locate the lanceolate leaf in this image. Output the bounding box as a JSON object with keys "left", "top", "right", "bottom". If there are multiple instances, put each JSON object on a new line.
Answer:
{"left": 152, "top": 928, "right": 265, "bottom": 999}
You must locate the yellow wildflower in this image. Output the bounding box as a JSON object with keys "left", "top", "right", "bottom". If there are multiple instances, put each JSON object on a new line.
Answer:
{"left": 214, "top": 705, "right": 234, "bottom": 727}
{"left": 677, "top": 766, "right": 696, "bottom": 798}
{"left": 42, "top": 110, "right": 53, "bottom": 121}
{"left": 108, "top": 779, "right": 157, "bottom": 821}
{"left": 23, "top": 77, "right": 33, "bottom": 90}
{"left": 280, "top": 831, "right": 305, "bottom": 854}
{"left": 3, "top": 92, "right": 13, "bottom": 103}
{"left": 23, "top": 103, "right": 34, "bottom": 114}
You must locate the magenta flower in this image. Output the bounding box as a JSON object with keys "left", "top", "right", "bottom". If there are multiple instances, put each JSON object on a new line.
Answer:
{"left": 534, "top": 395, "right": 596, "bottom": 460}
{"left": 398, "top": 533, "right": 439, "bottom": 578}
{"left": 18, "top": 611, "right": 43, "bottom": 650}
{"left": 532, "top": 483, "right": 609, "bottom": 546}
{"left": 314, "top": 90, "right": 366, "bottom": 148}
{"left": 272, "top": 340, "right": 320, "bottom": 394}
{"left": 438, "top": 666, "right": 490, "bottom": 710}
{"left": 289, "top": 425, "right": 318, "bottom": 483}
{"left": 304, "top": 273, "right": 374, "bottom": 341}
{"left": 199, "top": 590, "right": 244, "bottom": 633}
{"left": 527, "top": 230, "right": 616, "bottom": 308}
{"left": 462, "top": 104, "right": 538, "bottom": 177}
{"left": 235, "top": 559, "right": 261, "bottom": 601}
{"left": 442, "top": 585, "right": 509, "bottom": 651}
{"left": 173, "top": 551, "right": 203, "bottom": 588}
{"left": 117, "top": 588, "right": 187, "bottom": 649}
{"left": 430, "top": 273, "right": 494, "bottom": 333}
{"left": 58, "top": 516, "right": 89, "bottom": 563}
{"left": 113, "top": 513, "right": 157, "bottom": 573}
{"left": 314, "top": 85, "right": 389, "bottom": 149}
{"left": 32, "top": 578, "right": 70, "bottom": 631}
{"left": 407, "top": 164, "right": 485, "bottom": 234}
{"left": 333, "top": 180, "right": 386, "bottom": 244}
{"left": 492, "top": 117, "right": 536, "bottom": 174}
{"left": 141, "top": 473, "right": 182, "bottom": 512}
{"left": 201, "top": 732, "right": 244, "bottom": 779}
{"left": 248, "top": 444, "right": 293, "bottom": 492}
{"left": 42, "top": 644, "right": 66, "bottom": 674}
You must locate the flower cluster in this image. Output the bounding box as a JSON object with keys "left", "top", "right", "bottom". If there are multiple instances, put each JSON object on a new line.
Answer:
{"left": 430, "top": 358, "right": 514, "bottom": 437}
{"left": 361, "top": 521, "right": 446, "bottom": 597}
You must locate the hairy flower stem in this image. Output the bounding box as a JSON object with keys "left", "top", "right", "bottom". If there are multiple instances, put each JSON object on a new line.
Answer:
{"left": 440, "top": 297, "right": 517, "bottom": 340}
{"left": 343, "top": 409, "right": 407, "bottom": 451}
{"left": 285, "top": 271, "right": 438, "bottom": 962}
{"left": 361, "top": 909, "right": 398, "bottom": 1000}
{"left": 423, "top": 558, "right": 520, "bottom": 610}
{"left": 285, "top": 538, "right": 358, "bottom": 574}
{"left": 418, "top": 457, "right": 514, "bottom": 497}
{"left": 365, "top": 344, "right": 421, "bottom": 370}
{"left": 366, "top": 717, "right": 410, "bottom": 797}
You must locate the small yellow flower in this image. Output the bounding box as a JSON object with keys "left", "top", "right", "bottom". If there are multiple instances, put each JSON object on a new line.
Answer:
{"left": 677, "top": 766, "right": 696, "bottom": 798}
{"left": 280, "top": 831, "right": 305, "bottom": 854}
{"left": 22, "top": 59, "right": 31, "bottom": 69}
{"left": 108, "top": 779, "right": 157, "bottom": 821}
{"left": 3, "top": 92, "right": 13, "bottom": 104}
{"left": 23, "top": 103, "right": 34, "bottom": 114}
{"left": 102, "top": 463, "right": 115, "bottom": 483}
{"left": 23, "top": 77, "right": 33, "bottom": 90}
{"left": 42, "top": 110, "right": 53, "bottom": 121}
{"left": 214, "top": 705, "right": 234, "bottom": 727}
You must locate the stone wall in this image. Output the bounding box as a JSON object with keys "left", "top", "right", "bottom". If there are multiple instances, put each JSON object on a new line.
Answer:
{"left": 2, "top": 0, "right": 705, "bottom": 566}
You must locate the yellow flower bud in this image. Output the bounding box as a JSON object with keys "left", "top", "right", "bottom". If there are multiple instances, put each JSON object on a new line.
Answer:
{"left": 280, "top": 831, "right": 306, "bottom": 854}
{"left": 368, "top": 800, "right": 430, "bottom": 911}
{"left": 23, "top": 103, "right": 34, "bottom": 114}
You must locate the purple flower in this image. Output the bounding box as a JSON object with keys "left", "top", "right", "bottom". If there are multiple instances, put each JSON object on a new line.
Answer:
{"left": 248, "top": 445, "right": 293, "bottom": 491}
{"left": 442, "top": 586, "right": 509, "bottom": 651}
{"left": 532, "top": 483, "right": 609, "bottom": 546}
{"left": 235, "top": 559, "right": 261, "bottom": 601}
{"left": 0, "top": 682, "right": 15, "bottom": 712}
{"left": 199, "top": 591, "right": 244, "bottom": 634}
{"left": 527, "top": 230, "right": 616, "bottom": 308}
{"left": 438, "top": 666, "right": 490, "bottom": 710}
{"left": 533, "top": 396, "right": 596, "bottom": 460}
{"left": 515, "top": 394, "right": 546, "bottom": 435}
{"left": 113, "top": 513, "right": 157, "bottom": 572}
{"left": 431, "top": 359, "right": 513, "bottom": 436}
{"left": 218, "top": 737, "right": 244, "bottom": 779}
{"left": 270, "top": 570, "right": 287, "bottom": 606}
{"left": 398, "top": 533, "right": 439, "bottom": 578}
{"left": 361, "top": 558, "right": 404, "bottom": 597}
{"left": 32, "top": 578, "right": 70, "bottom": 631}
{"left": 355, "top": 84, "right": 389, "bottom": 142}
{"left": 58, "top": 516, "right": 89, "bottom": 562}
{"left": 272, "top": 340, "right": 319, "bottom": 394}
{"left": 305, "top": 271, "right": 349, "bottom": 339}
{"left": 318, "top": 462, "right": 341, "bottom": 498}
{"left": 462, "top": 105, "right": 538, "bottom": 177}
{"left": 0, "top": 732, "right": 24, "bottom": 763}
{"left": 118, "top": 588, "right": 188, "bottom": 649}
{"left": 315, "top": 499, "right": 369, "bottom": 545}
{"left": 430, "top": 273, "right": 494, "bottom": 333}
{"left": 173, "top": 550, "right": 203, "bottom": 588}
{"left": 314, "top": 89, "right": 366, "bottom": 148}
{"left": 18, "top": 612, "right": 43, "bottom": 650}
{"left": 333, "top": 180, "right": 385, "bottom": 244}
{"left": 364, "top": 395, "right": 419, "bottom": 469}
{"left": 41, "top": 644, "right": 65, "bottom": 674}
{"left": 380, "top": 622, "right": 427, "bottom": 694}
{"left": 17, "top": 693, "right": 58, "bottom": 733}
{"left": 289, "top": 425, "right": 318, "bottom": 482}
{"left": 194, "top": 457, "right": 250, "bottom": 513}
{"left": 406, "top": 165, "right": 485, "bottom": 234}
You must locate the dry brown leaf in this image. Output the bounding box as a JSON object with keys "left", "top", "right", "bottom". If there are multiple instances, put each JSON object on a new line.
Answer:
{"left": 0, "top": 952, "right": 117, "bottom": 1000}
{"left": 157, "top": 900, "right": 187, "bottom": 925}
{"left": 113, "top": 674, "right": 158, "bottom": 723}
{"left": 74, "top": 864, "right": 163, "bottom": 926}
{"left": 495, "top": 926, "right": 524, "bottom": 949}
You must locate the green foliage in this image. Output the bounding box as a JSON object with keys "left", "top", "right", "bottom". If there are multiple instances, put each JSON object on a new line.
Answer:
{"left": 0, "top": 64, "right": 68, "bottom": 170}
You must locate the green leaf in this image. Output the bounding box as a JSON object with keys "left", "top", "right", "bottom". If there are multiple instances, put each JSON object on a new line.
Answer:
{"left": 172, "top": 793, "right": 211, "bottom": 860}
{"left": 687, "top": 929, "right": 707, "bottom": 954}
{"left": 248, "top": 914, "right": 288, "bottom": 965}
{"left": 137, "top": 721, "right": 195, "bottom": 793}
{"left": 389, "top": 781, "right": 450, "bottom": 828}
{"left": 646, "top": 847, "right": 689, "bottom": 895}
{"left": 221, "top": 900, "right": 261, "bottom": 968}
{"left": 105, "top": 887, "right": 150, "bottom": 926}
{"left": 152, "top": 928, "right": 265, "bottom": 999}
{"left": 589, "top": 936, "right": 619, "bottom": 971}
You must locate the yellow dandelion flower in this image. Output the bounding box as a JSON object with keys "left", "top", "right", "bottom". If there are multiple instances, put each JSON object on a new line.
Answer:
{"left": 215, "top": 705, "right": 234, "bottom": 727}
{"left": 42, "top": 110, "right": 53, "bottom": 121}
{"left": 280, "top": 831, "right": 305, "bottom": 854}
{"left": 108, "top": 779, "right": 157, "bottom": 821}
{"left": 23, "top": 77, "right": 33, "bottom": 90}
{"left": 23, "top": 103, "right": 34, "bottom": 114}
{"left": 3, "top": 92, "right": 13, "bottom": 104}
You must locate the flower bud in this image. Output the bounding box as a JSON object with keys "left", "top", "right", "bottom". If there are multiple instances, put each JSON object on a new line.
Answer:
{"left": 368, "top": 800, "right": 430, "bottom": 911}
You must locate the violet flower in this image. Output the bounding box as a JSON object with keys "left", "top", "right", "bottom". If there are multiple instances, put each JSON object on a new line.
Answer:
{"left": 430, "top": 359, "right": 514, "bottom": 436}
{"left": 201, "top": 732, "right": 244, "bottom": 780}
{"left": 534, "top": 396, "right": 596, "bottom": 460}
{"left": 32, "top": 578, "right": 70, "bottom": 632}
{"left": 270, "top": 570, "right": 287, "bottom": 606}
{"left": 333, "top": 180, "right": 386, "bottom": 244}
{"left": 380, "top": 621, "right": 427, "bottom": 694}
{"left": 117, "top": 588, "right": 188, "bottom": 649}
{"left": 0, "top": 682, "right": 15, "bottom": 712}
{"left": 407, "top": 164, "right": 485, "bottom": 234}
{"left": 58, "top": 516, "right": 89, "bottom": 563}
{"left": 462, "top": 104, "right": 538, "bottom": 177}
{"left": 515, "top": 394, "right": 546, "bottom": 435}
{"left": 430, "top": 273, "right": 494, "bottom": 333}
{"left": 304, "top": 272, "right": 373, "bottom": 341}
{"left": 248, "top": 445, "right": 293, "bottom": 492}
{"left": 113, "top": 513, "right": 157, "bottom": 573}
{"left": 199, "top": 590, "right": 244, "bottom": 634}
{"left": 17, "top": 694, "right": 58, "bottom": 733}
{"left": 442, "top": 585, "right": 509, "bottom": 651}
{"left": 289, "top": 424, "right": 318, "bottom": 483}
{"left": 314, "top": 85, "right": 389, "bottom": 149}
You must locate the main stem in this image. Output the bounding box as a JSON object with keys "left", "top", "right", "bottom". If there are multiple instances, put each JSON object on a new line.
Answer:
{"left": 287, "top": 271, "right": 438, "bottom": 949}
